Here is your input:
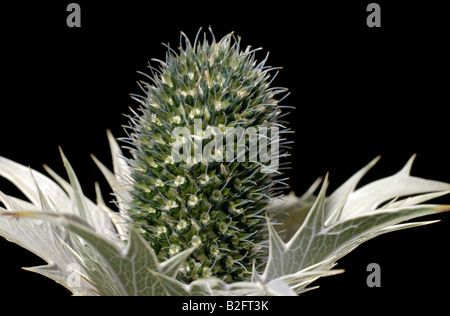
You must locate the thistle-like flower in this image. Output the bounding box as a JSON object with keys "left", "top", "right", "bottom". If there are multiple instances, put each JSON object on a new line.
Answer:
{"left": 126, "top": 30, "right": 288, "bottom": 283}
{"left": 0, "top": 29, "right": 449, "bottom": 296}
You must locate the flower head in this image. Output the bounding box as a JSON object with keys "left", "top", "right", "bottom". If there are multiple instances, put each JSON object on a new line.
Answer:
{"left": 125, "top": 29, "right": 290, "bottom": 283}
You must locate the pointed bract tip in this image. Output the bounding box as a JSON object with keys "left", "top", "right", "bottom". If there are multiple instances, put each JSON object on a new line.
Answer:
{"left": 58, "top": 146, "right": 66, "bottom": 161}
{"left": 407, "top": 153, "right": 417, "bottom": 164}
{"left": 436, "top": 204, "right": 450, "bottom": 214}
{"left": 58, "top": 147, "right": 71, "bottom": 169}
{"left": 399, "top": 154, "right": 418, "bottom": 175}
{"left": 1, "top": 211, "right": 36, "bottom": 218}
{"left": 106, "top": 128, "right": 115, "bottom": 139}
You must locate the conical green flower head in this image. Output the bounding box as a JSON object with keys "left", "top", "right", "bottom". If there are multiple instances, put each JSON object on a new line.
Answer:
{"left": 127, "top": 30, "right": 288, "bottom": 283}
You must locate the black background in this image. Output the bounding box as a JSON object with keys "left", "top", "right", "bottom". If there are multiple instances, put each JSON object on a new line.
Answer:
{"left": 0, "top": 0, "right": 448, "bottom": 309}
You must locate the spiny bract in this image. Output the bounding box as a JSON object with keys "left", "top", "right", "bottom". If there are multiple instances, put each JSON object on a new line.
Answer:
{"left": 126, "top": 30, "right": 289, "bottom": 283}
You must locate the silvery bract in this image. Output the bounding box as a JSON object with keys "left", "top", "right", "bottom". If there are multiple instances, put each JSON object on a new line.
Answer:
{"left": 1, "top": 30, "right": 449, "bottom": 296}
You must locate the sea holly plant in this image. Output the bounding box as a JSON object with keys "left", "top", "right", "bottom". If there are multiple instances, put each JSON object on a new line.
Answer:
{"left": 0, "top": 30, "right": 449, "bottom": 296}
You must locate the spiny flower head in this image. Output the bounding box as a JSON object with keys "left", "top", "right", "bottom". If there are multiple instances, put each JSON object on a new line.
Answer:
{"left": 125, "top": 29, "right": 290, "bottom": 282}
